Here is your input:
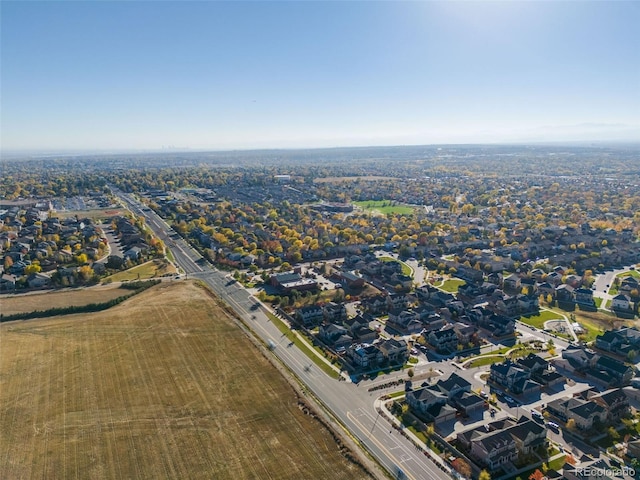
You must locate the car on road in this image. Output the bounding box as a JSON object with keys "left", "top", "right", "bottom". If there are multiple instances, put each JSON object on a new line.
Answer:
{"left": 547, "top": 421, "right": 559, "bottom": 432}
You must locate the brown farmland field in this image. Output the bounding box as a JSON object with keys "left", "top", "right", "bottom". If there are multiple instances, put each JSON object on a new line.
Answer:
{"left": 0, "top": 285, "right": 131, "bottom": 317}
{"left": 0, "top": 281, "right": 373, "bottom": 479}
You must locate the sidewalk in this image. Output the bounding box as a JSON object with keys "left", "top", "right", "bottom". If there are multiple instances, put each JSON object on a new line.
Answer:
{"left": 268, "top": 306, "right": 349, "bottom": 380}
{"left": 375, "top": 397, "right": 454, "bottom": 476}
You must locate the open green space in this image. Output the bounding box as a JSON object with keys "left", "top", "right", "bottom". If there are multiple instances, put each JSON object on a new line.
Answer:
{"left": 467, "top": 355, "right": 504, "bottom": 368}
{"left": 439, "top": 278, "right": 465, "bottom": 293}
{"left": 519, "top": 310, "right": 563, "bottom": 329}
{"left": 354, "top": 200, "right": 415, "bottom": 215}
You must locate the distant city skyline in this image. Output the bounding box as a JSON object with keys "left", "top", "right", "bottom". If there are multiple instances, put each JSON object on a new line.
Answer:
{"left": 2, "top": 1, "right": 639, "bottom": 151}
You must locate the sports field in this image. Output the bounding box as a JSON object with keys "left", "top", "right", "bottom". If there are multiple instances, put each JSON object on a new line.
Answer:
{"left": 0, "top": 281, "right": 372, "bottom": 479}
{"left": 354, "top": 200, "right": 415, "bottom": 215}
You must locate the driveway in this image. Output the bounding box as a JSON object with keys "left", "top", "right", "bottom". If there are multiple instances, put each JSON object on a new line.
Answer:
{"left": 97, "top": 223, "right": 124, "bottom": 262}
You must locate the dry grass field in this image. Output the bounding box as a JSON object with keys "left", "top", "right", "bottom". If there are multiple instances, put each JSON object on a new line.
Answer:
{"left": 105, "top": 259, "right": 177, "bottom": 282}
{"left": 0, "top": 285, "right": 131, "bottom": 317}
{"left": 0, "top": 281, "right": 372, "bottom": 480}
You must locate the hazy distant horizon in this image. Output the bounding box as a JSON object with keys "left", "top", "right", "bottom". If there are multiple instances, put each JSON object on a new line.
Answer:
{"left": 3, "top": 137, "right": 640, "bottom": 161}
{"left": 2, "top": 1, "right": 638, "bottom": 152}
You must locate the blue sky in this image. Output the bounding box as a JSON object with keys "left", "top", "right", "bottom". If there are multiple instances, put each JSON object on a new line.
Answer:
{"left": 2, "top": 1, "right": 639, "bottom": 151}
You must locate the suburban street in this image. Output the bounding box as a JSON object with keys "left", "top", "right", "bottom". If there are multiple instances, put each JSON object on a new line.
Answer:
{"left": 114, "top": 190, "right": 451, "bottom": 480}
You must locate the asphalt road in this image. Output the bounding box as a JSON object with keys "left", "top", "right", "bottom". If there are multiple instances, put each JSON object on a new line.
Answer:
{"left": 114, "top": 190, "right": 452, "bottom": 480}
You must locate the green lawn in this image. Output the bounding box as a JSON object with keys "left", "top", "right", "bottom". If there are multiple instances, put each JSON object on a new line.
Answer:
{"left": 466, "top": 346, "right": 538, "bottom": 368}
{"left": 548, "top": 454, "right": 566, "bottom": 472}
{"left": 467, "top": 355, "right": 504, "bottom": 368}
{"left": 387, "top": 391, "right": 406, "bottom": 399}
{"left": 519, "top": 310, "right": 563, "bottom": 329}
{"left": 354, "top": 200, "right": 415, "bottom": 215}
{"left": 620, "top": 270, "right": 640, "bottom": 279}
{"left": 440, "top": 278, "right": 465, "bottom": 293}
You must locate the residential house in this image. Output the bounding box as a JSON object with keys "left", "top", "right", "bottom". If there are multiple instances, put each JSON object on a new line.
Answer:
{"left": 405, "top": 385, "right": 457, "bottom": 425}
{"left": 516, "top": 294, "right": 539, "bottom": 314}
{"left": 565, "top": 274, "right": 582, "bottom": 288}
{"left": 323, "top": 302, "right": 347, "bottom": 323}
{"left": 489, "top": 360, "right": 541, "bottom": 394}
{"left": 537, "top": 281, "right": 555, "bottom": 297}
{"left": 560, "top": 346, "right": 634, "bottom": 387}
{"left": 596, "top": 355, "right": 635, "bottom": 386}
{"left": 508, "top": 417, "right": 548, "bottom": 455}
{"left": 386, "top": 310, "right": 423, "bottom": 335}
{"left": 344, "top": 316, "right": 378, "bottom": 343}
{"left": 452, "top": 392, "right": 486, "bottom": 417}
{"left": 27, "top": 272, "right": 50, "bottom": 288}
{"left": 387, "top": 292, "right": 409, "bottom": 312}
{"left": 318, "top": 324, "right": 353, "bottom": 350}
{"left": 0, "top": 273, "right": 17, "bottom": 290}
{"left": 611, "top": 293, "right": 632, "bottom": 312}
{"left": 491, "top": 294, "right": 520, "bottom": 317}
{"left": 503, "top": 273, "right": 521, "bottom": 292}
{"left": 361, "top": 294, "right": 388, "bottom": 315}
{"left": 426, "top": 326, "right": 458, "bottom": 353}
{"left": 556, "top": 284, "right": 575, "bottom": 303}
{"left": 469, "top": 429, "right": 518, "bottom": 473}
{"left": 296, "top": 305, "right": 324, "bottom": 327}
{"left": 123, "top": 246, "right": 142, "bottom": 261}
{"left": 346, "top": 343, "right": 381, "bottom": 369}
{"left": 376, "top": 338, "right": 408, "bottom": 365}
{"left": 596, "top": 327, "right": 640, "bottom": 358}
{"left": 546, "top": 396, "right": 606, "bottom": 431}
{"left": 421, "top": 312, "right": 446, "bottom": 332}
{"left": 338, "top": 270, "right": 365, "bottom": 288}
{"left": 575, "top": 288, "right": 595, "bottom": 306}
{"left": 530, "top": 268, "right": 545, "bottom": 281}
{"left": 590, "top": 388, "right": 630, "bottom": 423}
{"left": 452, "top": 322, "right": 477, "bottom": 345}
{"left": 546, "top": 271, "right": 563, "bottom": 286}
{"left": 414, "top": 284, "right": 434, "bottom": 302}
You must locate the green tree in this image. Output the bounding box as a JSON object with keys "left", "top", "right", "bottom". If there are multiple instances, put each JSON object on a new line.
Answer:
{"left": 479, "top": 470, "right": 491, "bottom": 480}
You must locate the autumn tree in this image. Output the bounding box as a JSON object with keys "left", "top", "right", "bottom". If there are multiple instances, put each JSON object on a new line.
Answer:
{"left": 451, "top": 458, "right": 471, "bottom": 478}
{"left": 529, "top": 469, "right": 545, "bottom": 480}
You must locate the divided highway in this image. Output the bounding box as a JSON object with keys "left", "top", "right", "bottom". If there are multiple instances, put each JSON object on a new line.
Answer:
{"left": 114, "top": 189, "right": 452, "bottom": 480}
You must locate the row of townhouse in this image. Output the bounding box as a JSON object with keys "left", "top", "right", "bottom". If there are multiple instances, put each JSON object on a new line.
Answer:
{"left": 595, "top": 326, "right": 640, "bottom": 359}
{"left": 295, "top": 301, "right": 347, "bottom": 327}
{"left": 343, "top": 338, "right": 409, "bottom": 370}
{"left": 489, "top": 353, "right": 564, "bottom": 395}
{"left": 545, "top": 388, "right": 630, "bottom": 431}
{"left": 557, "top": 345, "right": 635, "bottom": 387}
{"left": 456, "top": 416, "right": 548, "bottom": 474}
{"left": 317, "top": 314, "right": 378, "bottom": 352}
{"left": 405, "top": 372, "right": 485, "bottom": 425}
